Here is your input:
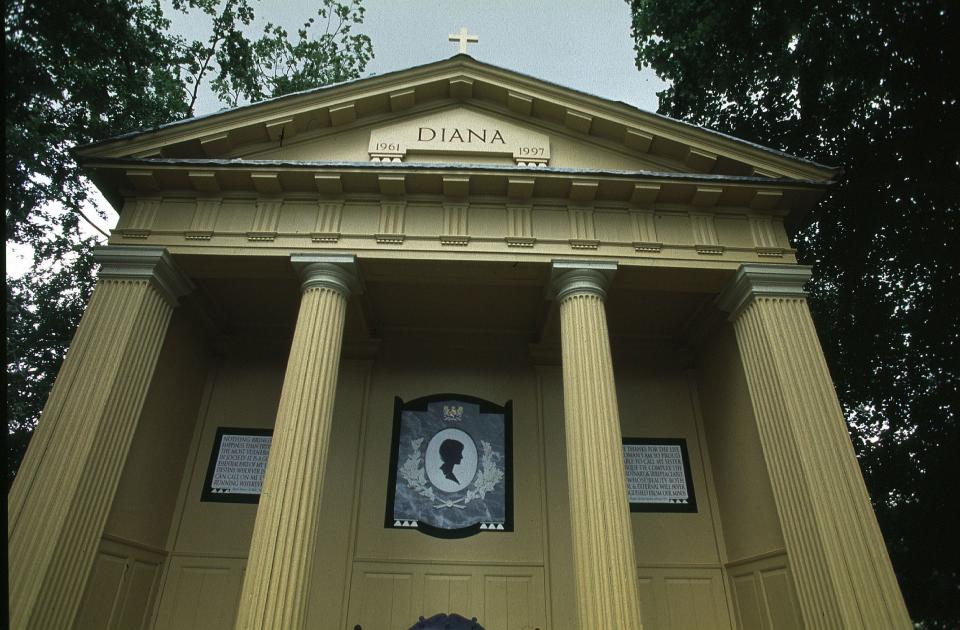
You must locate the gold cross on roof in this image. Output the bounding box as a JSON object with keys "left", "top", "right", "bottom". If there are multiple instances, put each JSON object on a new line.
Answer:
{"left": 448, "top": 27, "right": 478, "bottom": 54}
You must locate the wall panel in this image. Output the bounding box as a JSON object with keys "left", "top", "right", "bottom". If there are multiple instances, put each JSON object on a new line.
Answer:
{"left": 152, "top": 556, "right": 246, "bottom": 630}
{"left": 73, "top": 539, "right": 164, "bottom": 630}
{"left": 117, "top": 560, "right": 163, "bottom": 630}
{"left": 346, "top": 563, "right": 546, "bottom": 630}
{"left": 636, "top": 567, "right": 732, "bottom": 630}
{"left": 151, "top": 199, "right": 195, "bottom": 232}
{"left": 276, "top": 200, "right": 319, "bottom": 234}
{"left": 212, "top": 199, "right": 257, "bottom": 234}
{"left": 484, "top": 575, "right": 537, "bottom": 630}
{"left": 423, "top": 574, "right": 474, "bottom": 616}
{"left": 73, "top": 551, "right": 126, "bottom": 630}
{"left": 340, "top": 201, "right": 380, "bottom": 235}
{"left": 727, "top": 552, "right": 803, "bottom": 630}
{"left": 594, "top": 209, "right": 632, "bottom": 242}
{"left": 354, "top": 572, "right": 414, "bottom": 630}
{"left": 466, "top": 205, "right": 507, "bottom": 239}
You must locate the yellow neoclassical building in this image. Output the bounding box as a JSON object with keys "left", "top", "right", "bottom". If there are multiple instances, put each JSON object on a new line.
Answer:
{"left": 8, "top": 54, "right": 911, "bottom": 630}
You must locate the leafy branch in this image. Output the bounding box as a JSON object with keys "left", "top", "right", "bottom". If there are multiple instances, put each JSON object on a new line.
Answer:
{"left": 168, "top": 0, "right": 373, "bottom": 113}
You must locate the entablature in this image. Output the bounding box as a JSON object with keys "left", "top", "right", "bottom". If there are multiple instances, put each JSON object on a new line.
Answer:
{"left": 108, "top": 185, "right": 800, "bottom": 270}
{"left": 87, "top": 158, "right": 825, "bottom": 221}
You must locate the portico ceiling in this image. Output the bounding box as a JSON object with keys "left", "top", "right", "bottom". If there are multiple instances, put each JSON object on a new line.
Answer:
{"left": 177, "top": 254, "right": 725, "bottom": 353}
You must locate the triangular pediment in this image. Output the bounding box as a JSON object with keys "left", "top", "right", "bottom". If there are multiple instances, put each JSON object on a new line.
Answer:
{"left": 237, "top": 104, "right": 678, "bottom": 172}
{"left": 76, "top": 55, "right": 837, "bottom": 183}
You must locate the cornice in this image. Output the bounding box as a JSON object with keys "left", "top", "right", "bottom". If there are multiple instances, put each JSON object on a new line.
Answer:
{"left": 84, "top": 158, "right": 828, "bottom": 225}
{"left": 82, "top": 156, "right": 829, "bottom": 185}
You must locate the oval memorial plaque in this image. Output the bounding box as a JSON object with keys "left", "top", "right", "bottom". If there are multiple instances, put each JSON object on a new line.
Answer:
{"left": 425, "top": 427, "right": 479, "bottom": 493}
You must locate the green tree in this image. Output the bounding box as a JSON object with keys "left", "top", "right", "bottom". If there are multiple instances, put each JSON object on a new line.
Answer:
{"left": 627, "top": 0, "right": 958, "bottom": 626}
{"left": 5, "top": 0, "right": 373, "bottom": 485}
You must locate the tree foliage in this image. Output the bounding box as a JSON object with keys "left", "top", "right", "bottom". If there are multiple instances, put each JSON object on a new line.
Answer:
{"left": 5, "top": 0, "right": 187, "bottom": 245}
{"left": 5, "top": 0, "right": 373, "bottom": 485}
{"left": 628, "top": 0, "right": 958, "bottom": 625}
{"left": 6, "top": 239, "right": 99, "bottom": 484}
{"left": 173, "top": 0, "right": 373, "bottom": 111}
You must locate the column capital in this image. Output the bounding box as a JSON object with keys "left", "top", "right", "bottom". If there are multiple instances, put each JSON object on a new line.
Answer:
{"left": 716, "top": 263, "right": 812, "bottom": 320}
{"left": 93, "top": 246, "right": 193, "bottom": 307}
{"left": 290, "top": 253, "right": 362, "bottom": 297}
{"left": 550, "top": 259, "right": 617, "bottom": 302}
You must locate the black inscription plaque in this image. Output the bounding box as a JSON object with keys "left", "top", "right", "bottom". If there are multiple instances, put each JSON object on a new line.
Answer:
{"left": 622, "top": 437, "right": 697, "bottom": 513}
{"left": 201, "top": 427, "right": 273, "bottom": 503}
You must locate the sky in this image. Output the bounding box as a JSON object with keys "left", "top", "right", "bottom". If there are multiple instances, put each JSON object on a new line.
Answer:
{"left": 7, "top": 0, "right": 667, "bottom": 274}
{"left": 177, "top": 0, "right": 667, "bottom": 117}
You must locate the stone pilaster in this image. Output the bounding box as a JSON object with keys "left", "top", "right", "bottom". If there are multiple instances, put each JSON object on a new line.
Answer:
{"left": 551, "top": 260, "right": 644, "bottom": 630}
{"left": 7, "top": 246, "right": 192, "bottom": 630}
{"left": 234, "top": 254, "right": 360, "bottom": 630}
{"left": 717, "top": 263, "right": 912, "bottom": 629}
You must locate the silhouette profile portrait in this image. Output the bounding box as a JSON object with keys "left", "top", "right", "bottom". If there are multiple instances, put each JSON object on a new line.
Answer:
{"left": 439, "top": 439, "right": 464, "bottom": 483}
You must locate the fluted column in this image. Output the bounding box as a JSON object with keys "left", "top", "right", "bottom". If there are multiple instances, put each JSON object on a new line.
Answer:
{"left": 234, "top": 253, "right": 360, "bottom": 630}
{"left": 8, "top": 246, "right": 192, "bottom": 630}
{"left": 551, "top": 260, "right": 644, "bottom": 630}
{"left": 717, "top": 264, "right": 912, "bottom": 629}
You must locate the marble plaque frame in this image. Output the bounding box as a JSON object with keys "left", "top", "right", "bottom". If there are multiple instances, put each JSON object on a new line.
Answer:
{"left": 622, "top": 437, "right": 697, "bottom": 513}
{"left": 385, "top": 393, "right": 514, "bottom": 539}
{"left": 201, "top": 427, "right": 273, "bottom": 504}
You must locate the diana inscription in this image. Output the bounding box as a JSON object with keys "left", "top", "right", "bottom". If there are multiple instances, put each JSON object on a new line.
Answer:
{"left": 416, "top": 127, "right": 506, "bottom": 144}
{"left": 368, "top": 110, "right": 550, "bottom": 164}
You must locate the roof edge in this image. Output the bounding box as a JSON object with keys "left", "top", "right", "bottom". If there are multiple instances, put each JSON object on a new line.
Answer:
{"left": 75, "top": 54, "right": 839, "bottom": 179}
{"left": 80, "top": 155, "right": 833, "bottom": 189}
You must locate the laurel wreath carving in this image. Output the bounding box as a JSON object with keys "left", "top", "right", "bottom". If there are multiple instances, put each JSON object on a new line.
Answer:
{"left": 399, "top": 437, "right": 504, "bottom": 509}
